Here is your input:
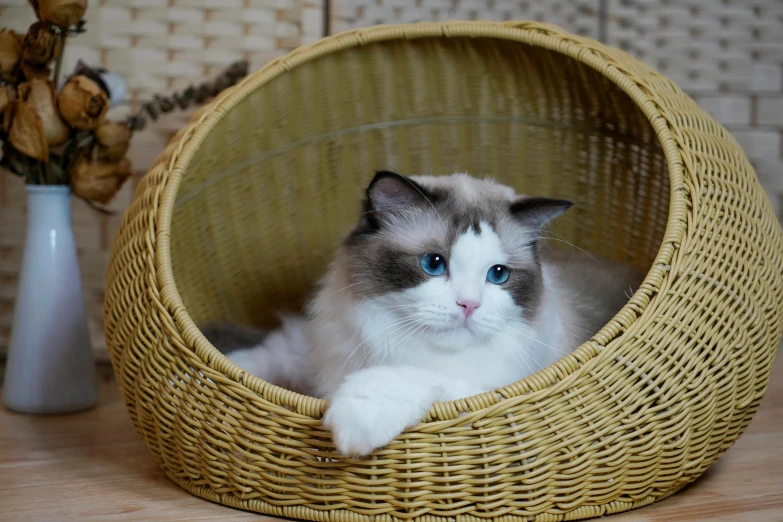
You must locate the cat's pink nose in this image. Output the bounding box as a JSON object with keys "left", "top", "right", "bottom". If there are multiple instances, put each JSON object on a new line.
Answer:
{"left": 457, "top": 299, "right": 481, "bottom": 319}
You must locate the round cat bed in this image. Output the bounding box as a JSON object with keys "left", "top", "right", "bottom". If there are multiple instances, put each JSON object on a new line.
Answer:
{"left": 105, "top": 21, "right": 783, "bottom": 521}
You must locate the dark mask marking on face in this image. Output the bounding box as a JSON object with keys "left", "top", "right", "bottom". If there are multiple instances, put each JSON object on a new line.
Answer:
{"left": 341, "top": 172, "right": 572, "bottom": 309}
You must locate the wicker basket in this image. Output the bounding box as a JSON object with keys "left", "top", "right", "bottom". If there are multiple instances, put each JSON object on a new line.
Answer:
{"left": 105, "top": 21, "right": 783, "bottom": 521}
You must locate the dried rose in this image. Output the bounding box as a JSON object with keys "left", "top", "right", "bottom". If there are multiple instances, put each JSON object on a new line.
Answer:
{"left": 18, "top": 78, "right": 69, "bottom": 145}
{"left": 94, "top": 121, "right": 131, "bottom": 161}
{"left": 70, "top": 156, "right": 132, "bottom": 204}
{"left": 0, "top": 29, "right": 23, "bottom": 81}
{"left": 23, "top": 22, "right": 62, "bottom": 66}
{"left": 5, "top": 100, "right": 49, "bottom": 161}
{"left": 57, "top": 75, "right": 108, "bottom": 130}
{"left": 70, "top": 60, "right": 122, "bottom": 104}
{"left": 39, "top": 0, "right": 87, "bottom": 28}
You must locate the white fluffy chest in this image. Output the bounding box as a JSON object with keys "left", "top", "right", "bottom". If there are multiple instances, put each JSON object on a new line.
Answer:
{"left": 312, "top": 289, "right": 569, "bottom": 397}
{"left": 360, "top": 317, "right": 545, "bottom": 391}
{"left": 397, "top": 342, "right": 526, "bottom": 391}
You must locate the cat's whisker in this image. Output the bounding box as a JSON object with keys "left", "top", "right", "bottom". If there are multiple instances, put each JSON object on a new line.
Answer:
{"left": 502, "top": 323, "right": 572, "bottom": 356}
{"left": 357, "top": 321, "right": 420, "bottom": 368}
{"left": 534, "top": 234, "right": 597, "bottom": 262}
{"left": 392, "top": 322, "right": 427, "bottom": 352}
{"left": 498, "top": 332, "right": 545, "bottom": 373}
{"left": 342, "top": 313, "right": 428, "bottom": 372}
{"left": 501, "top": 316, "right": 571, "bottom": 355}
{"left": 378, "top": 322, "right": 427, "bottom": 366}
{"left": 492, "top": 331, "right": 536, "bottom": 376}
{"left": 371, "top": 303, "right": 422, "bottom": 312}
{"left": 331, "top": 282, "right": 361, "bottom": 295}
{"left": 495, "top": 313, "right": 559, "bottom": 328}
{"left": 414, "top": 324, "right": 432, "bottom": 348}
{"left": 517, "top": 347, "right": 545, "bottom": 371}
{"left": 407, "top": 322, "right": 431, "bottom": 350}
{"left": 354, "top": 312, "right": 431, "bottom": 367}
{"left": 373, "top": 321, "right": 424, "bottom": 367}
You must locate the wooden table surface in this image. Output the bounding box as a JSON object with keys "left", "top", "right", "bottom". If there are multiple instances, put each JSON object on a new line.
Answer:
{"left": 1, "top": 354, "right": 781, "bottom": 522}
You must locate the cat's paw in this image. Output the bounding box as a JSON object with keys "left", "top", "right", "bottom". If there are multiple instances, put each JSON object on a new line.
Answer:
{"left": 323, "top": 401, "right": 406, "bottom": 457}
{"left": 322, "top": 370, "right": 432, "bottom": 457}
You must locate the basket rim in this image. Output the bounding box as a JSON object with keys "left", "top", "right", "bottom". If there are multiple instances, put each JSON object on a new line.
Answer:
{"left": 154, "top": 20, "right": 687, "bottom": 419}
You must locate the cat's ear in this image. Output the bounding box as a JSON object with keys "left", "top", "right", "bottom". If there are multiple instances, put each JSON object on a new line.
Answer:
{"left": 509, "top": 197, "right": 573, "bottom": 230}
{"left": 364, "top": 171, "right": 435, "bottom": 225}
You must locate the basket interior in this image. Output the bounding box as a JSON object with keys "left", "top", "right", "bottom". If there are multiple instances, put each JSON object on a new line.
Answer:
{"left": 170, "top": 37, "right": 670, "bottom": 329}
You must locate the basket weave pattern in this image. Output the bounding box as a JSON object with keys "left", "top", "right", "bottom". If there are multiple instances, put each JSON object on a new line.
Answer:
{"left": 105, "top": 22, "right": 783, "bottom": 521}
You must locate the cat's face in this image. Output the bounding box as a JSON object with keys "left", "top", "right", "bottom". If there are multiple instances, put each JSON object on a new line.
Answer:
{"left": 339, "top": 172, "right": 572, "bottom": 350}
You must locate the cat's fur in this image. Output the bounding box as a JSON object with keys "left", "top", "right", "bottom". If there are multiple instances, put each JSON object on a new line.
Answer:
{"left": 206, "top": 172, "right": 642, "bottom": 457}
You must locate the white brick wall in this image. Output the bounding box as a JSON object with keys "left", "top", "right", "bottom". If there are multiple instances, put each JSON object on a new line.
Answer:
{"left": 697, "top": 96, "right": 752, "bottom": 126}
{"left": 758, "top": 96, "right": 783, "bottom": 126}
{"left": 335, "top": 0, "right": 600, "bottom": 39}
{"left": 607, "top": 0, "right": 783, "bottom": 221}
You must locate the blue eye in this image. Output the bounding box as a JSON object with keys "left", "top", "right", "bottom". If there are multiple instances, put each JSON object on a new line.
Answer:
{"left": 487, "top": 265, "right": 510, "bottom": 284}
{"left": 420, "top": 253, "right": 447, "bottom": 276}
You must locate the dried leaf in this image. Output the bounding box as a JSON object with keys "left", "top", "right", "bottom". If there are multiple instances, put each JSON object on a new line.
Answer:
{"left": 18, "top": 78, "right": 69, "bottom": 145}
{"left": 7, "top": 99, "right": 49, "bottom": 161}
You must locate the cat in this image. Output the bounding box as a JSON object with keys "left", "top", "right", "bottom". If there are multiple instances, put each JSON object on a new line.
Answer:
{"left": 205, "top": 171, "right": 642, "bottom": 457}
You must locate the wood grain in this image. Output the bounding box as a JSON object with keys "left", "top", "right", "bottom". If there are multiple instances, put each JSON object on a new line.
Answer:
{"left": 1, "top": 353, "right": 781, "bottom": 522}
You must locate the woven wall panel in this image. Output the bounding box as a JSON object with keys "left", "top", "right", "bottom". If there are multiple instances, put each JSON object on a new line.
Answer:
{"left": 0, "top": 0, "right": 323, "bottom": 359}
{"left": 607, "top": 0, "right": 783, "bottom": 220}
{"left": 334, "top": 0, "right": 600, "bottom": 38}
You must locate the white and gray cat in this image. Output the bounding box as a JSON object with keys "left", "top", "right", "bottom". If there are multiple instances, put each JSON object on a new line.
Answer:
{"left": 204, "top": 172, "right": 641, "bottom": 456}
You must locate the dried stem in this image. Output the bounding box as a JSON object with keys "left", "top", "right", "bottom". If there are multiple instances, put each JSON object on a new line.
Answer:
{"left": 52, "top": 29, "right": 67, "bottom": 87}
{"left": 126, "top": 60, "right": 249, "bottom": 132}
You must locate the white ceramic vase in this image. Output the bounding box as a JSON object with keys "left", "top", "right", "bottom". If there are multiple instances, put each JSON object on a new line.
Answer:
{"left": 3, "top": 185, "right": 98, "bottom": 414}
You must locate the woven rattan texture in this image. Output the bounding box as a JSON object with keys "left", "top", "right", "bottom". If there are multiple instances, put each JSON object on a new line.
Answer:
{"left": 105, "top": 21, "right": 783, "bottom": 521}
